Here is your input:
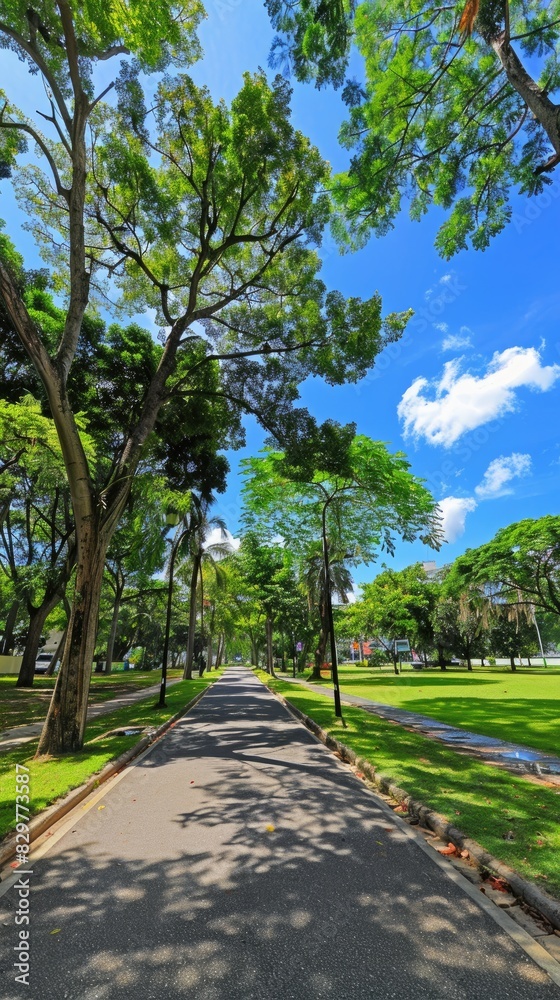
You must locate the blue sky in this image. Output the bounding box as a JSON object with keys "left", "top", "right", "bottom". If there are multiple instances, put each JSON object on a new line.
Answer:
{"left": 2, "top": 2, "right": 560, "bottom": 585}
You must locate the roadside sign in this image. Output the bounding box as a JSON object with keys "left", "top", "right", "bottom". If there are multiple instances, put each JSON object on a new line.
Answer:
{"left": 296, "top": 642, "right": 303, "bottom": 652}
{"left": 395, "top": 639, "right": 410, "bottom": 653}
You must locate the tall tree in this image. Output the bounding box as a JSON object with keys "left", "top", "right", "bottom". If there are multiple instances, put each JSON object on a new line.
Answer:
{"left": 0, "top": 8, "right": 398, "bottom": 752}
{"left": 450, "top": 515, "right": 560, "bottom": 619}
{"left": 267, "top": 0, "right": 560, "bottom": 254}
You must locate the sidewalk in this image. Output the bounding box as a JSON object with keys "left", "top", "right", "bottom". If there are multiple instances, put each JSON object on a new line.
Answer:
{"left": 0, "top": 677, "right": 182, "bottom": 750}
{"left": 282, "top": 674, "right": 560, "bottom": 782}
{"left": 0, "top": 666, "right": 557, "bottom": 999}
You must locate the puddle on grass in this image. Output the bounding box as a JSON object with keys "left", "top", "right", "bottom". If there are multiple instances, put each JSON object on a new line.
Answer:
{"left": 355, "top": 702, "right": 560, "bottom": 782}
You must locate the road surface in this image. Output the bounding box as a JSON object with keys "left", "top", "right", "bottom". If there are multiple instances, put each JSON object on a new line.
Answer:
{"left": 1, "top": 666, "right": 557, "bottom": 999}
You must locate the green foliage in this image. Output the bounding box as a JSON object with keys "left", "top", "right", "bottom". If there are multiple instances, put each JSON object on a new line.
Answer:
{"left": 343, "top": 563, "right": 434, "bottom": 662}
{"left": 241, "top": 426, "right": 442, "bottom": 561}
{"left": 266, "top": 0, "right": 560, "bottom": 254}
{"left": 450, "top": 515, "right": 560, "bottom": 618}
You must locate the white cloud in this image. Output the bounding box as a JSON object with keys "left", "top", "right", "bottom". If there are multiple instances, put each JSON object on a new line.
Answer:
{"left": 398, "top": 346, "right": 560, "bottom": 447}
{"left": 475, "top": 453, "right": 532, "bottom": 499}
{"left": 441, "top": 331, "right": 472, "bottom": 352}
{"left": 434, "top": 322, "right": 449, "bottom": 333}
{"left": 437, "top": 497, "right": 477, "bottom": 543}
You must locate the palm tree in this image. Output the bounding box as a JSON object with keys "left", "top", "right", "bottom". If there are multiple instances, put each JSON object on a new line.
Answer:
{"left": 304, "top": 543, "right": 354, "bottom": 681}
{"left": 176, "top": 494, "right": 230, "bottom": 679}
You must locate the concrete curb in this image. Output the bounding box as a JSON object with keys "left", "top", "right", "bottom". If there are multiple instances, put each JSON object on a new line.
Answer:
{"left": 0, "top": 684, "right": 211, "bottom": 871}
{"left": 269, "top": 683, "right": 560, "bottom": 933}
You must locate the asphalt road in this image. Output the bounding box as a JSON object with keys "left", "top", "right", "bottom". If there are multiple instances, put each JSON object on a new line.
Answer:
{"left": 1, "top": 666, "right": 557, "bottom": 999}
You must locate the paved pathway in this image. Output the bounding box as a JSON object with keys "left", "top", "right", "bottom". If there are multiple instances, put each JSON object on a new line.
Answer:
{"left": 0, "top": 666, "right": 557, "bottom": 998}
{"left": 0, "top": 678, "right": 182, "bottom": 750}
{"left": 282, "top": 675, "right": 560, "bottom": 783}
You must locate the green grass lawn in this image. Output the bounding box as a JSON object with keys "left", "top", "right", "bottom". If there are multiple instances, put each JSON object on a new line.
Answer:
{"left": 259, "top": 672, "right": 560, "bottom": 899}
{"left": 0, "top": 669, "right": 183, "bottom": 733}
{"left": 305, "top": 664, "right": 560, "bottom": 756}
{"left": 0, "top": 670, "right": 221, "bottom": 841}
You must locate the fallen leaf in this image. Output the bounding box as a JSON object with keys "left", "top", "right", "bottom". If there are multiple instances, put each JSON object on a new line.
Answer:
{"left": 97, "top": 805, "right": 105, "bottom": 811}
{"left": 355, "top": 772, "right": 365, "bottom": 779}
{"left": 460, "top": 850, "right": 469, "bottom": 859}
{"left": 383, "top": 827, "right": 395, "bottom": 832}
{"left": 418, "top": 758, "right": 430, "bottom": 764}
{"left": 265, "top": 824, "right": 275, "bottom": 832}
{"left": 10, "top": 861, "right": 20, "bottom": 869}
{"left": 437, "top": 842, "right": 458, "bottom": 856}
{"left": 483, "top": 877, "right": 509, "bottom": 892}
{"left": 50, "top": 928, "right": 61, "bottom": 935}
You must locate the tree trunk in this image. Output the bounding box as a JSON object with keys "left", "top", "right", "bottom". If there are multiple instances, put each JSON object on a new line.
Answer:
{"left": 491, "top": 34, "right": 560, "bottom": 169}
{"left": 183, "top": 551, "right": 202, "bottom": 680}
{"left": 437, "top": 644, "right": 447, "bottom": 670}
{"left": 104, "top": 577, "right": 124, "bottom": 675}
{"left": 37, "top": 531, "right": 108, "bottom": 755}
{"left": 16, "top": 607, "right": 48, "bottom": 688}
{"left": 0, "top": 599, "right": 20, "bottom": 655}
{"left": 17, "top": 581, "right": 68, "bottom": 688}
{"left": 510, "top": 655, "right": 517, "bottom": 672}
{"left": 392, "top": 654, "right": 399, "bottom": 675}
{"left": 46, "top": 625, "right": 68, "bottom": 677}
{"left": 266, "top": 616, "right": 274, "bottom": 675}
{"left": 310, "top": 624, "right": 327, "bottom": 681}
{"left": 215, "top": 633, "right": 224, "bottom": 668}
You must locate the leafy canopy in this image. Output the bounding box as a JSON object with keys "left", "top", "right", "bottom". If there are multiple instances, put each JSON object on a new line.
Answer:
{"left": 267, "top": 0, "right": 560, "bottom": 255}
{"left": 241, "top": 423, "right": 442, "bottom": 562}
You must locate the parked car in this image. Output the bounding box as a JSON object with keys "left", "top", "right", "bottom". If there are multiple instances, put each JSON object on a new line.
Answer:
{"left": 35, "top": 653, "right": 53, "bottom": 674}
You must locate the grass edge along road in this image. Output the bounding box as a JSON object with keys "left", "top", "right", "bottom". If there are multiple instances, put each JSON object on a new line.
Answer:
{"left": 0, "top": 670, "right": 222, "bottom": 841}
{"left": 305, "top": 664, "right": 560, "bottom": 757}
{"left": 256, "top": 671, "right": 560, "bottom": 900}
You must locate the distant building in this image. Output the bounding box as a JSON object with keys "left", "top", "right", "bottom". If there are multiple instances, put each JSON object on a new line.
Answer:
{"left": 422, "top": 561, "right": 438, "bottom": 578}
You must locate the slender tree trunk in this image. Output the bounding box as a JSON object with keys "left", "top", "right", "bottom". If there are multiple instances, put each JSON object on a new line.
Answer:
{"left": 0, "top": 599, "right": 20, "bottom": 655}
{"left": 510, "top": 655, "right": 517, "bottom": 672}
{"left": 437, "top": 644, "right": 447, "bottom": 670}
{"left": 17, "top": 581, "right": 68, "bottom": 688}
{"left": 392, "top": 654, "right": 399, "bottom": 675}
{"left": 104, "top": 577, "right": 124, "bottom": 675}
{"left": 183, "top": 551, "right": 202, "bottom": 680}
{"left": 46, "top": 624, "right": 68, "bottom": 677}
{"left": 250, "top": 635, "right": 258, "bottom": 666}
{"left": 266, "top": 616, "right": 274, "bottom": 675}
{"left": 16, "top": 607, "right": 48, "bottom": 688}
{"left": 215, "top": 633, "right": 224, "bottom": 668}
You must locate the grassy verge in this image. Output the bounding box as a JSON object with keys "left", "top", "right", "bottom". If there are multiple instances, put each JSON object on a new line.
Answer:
{"left": 304, "top": 664, "right": 560, "bottom": 756}
{"left": 0, "top": 669, "right": 183, "bottom": 732}
{"left": 0, "top": 670, "right": 221, "bottom": 841}
{"left": 258, "top": 671, "right": 560, "bottom": 899}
